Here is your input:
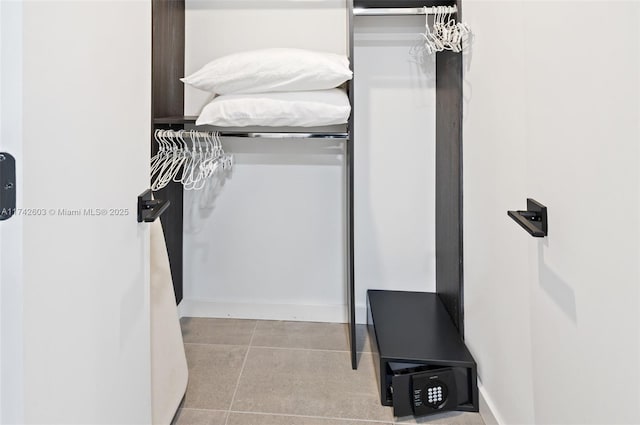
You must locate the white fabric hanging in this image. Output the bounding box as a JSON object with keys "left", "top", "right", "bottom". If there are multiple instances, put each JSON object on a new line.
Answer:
{"left": 150, "top": 219, "right": 188, "bottom": 424}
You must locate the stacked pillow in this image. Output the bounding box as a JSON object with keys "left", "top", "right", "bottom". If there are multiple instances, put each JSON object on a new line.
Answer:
{"left": 181, "top": 48, "right": 353, "bottom": 127}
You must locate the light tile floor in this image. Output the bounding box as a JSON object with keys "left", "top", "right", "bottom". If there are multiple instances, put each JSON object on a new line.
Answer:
{"left": 173, "top": 318, "right": 485, "bottom": 425}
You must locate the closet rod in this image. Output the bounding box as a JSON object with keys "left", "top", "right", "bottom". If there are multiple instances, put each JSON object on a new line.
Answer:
{"left": 353, "top": 5, "right": 456, "bottom": 16}
{"left": 217, "top": 132, "right": 348, "bottom": 139}
{"left": 160, "top": 130, "right": 349, "bottom": 140}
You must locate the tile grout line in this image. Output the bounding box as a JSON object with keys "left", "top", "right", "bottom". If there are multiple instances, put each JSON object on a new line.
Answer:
{"left": 177, "top": 406, "right": 480, "bottom": 425}
{"left": 183, "top": 342, "right": 252, "bottom": 348}
{"left": 184, "top": 342, "right": 371, "bottom": 354}
{"left": 185, "top": 341, "right": 349, "bottom": 352}
{"left": 224, "top": 320, "right": 259, "bottom": 425}
{"left": 250, "top": 344, "right": 368, "bottom": 354}
{"left": 227, "top": 409, "right": 395, "bottom": 424}
{"left": 177, "top": 407, "right": 228, "bottom": 413}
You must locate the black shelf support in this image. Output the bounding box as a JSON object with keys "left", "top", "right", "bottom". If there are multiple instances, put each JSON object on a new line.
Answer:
{"left": 508, "top": 198, "right": 548, "bottom": 237}
{"left": 138, "top": 189, "right": 170, "bottom": 223}
{"left": 0, "top": 153, "right": 16, "bottom": 221}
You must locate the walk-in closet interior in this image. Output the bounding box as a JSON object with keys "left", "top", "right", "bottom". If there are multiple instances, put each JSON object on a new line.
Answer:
{"left": 6, "top": 1, "right": 640, "bottom": 424}
{"left": 151, "top": 0, "right": 477, "bottom": 419}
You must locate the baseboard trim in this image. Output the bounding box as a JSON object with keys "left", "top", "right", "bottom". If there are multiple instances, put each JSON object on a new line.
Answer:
{"left": 479, "top": 381, "right": 504, "bottom": 425}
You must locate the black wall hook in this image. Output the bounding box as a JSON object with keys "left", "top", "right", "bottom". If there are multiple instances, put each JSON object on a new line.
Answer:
{"left": 137, "top": 189, "right": 170, "bottom": 223}
{"left": 0, "top": 153, "right": 16, "bottom": 221}
{"left": 508, "top": 198, "right": 548, "bottom": 237}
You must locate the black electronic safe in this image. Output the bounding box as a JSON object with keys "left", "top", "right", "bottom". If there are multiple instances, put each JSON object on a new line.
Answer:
{"left": 367, "top": 290, "right": 479, "bottom": 418}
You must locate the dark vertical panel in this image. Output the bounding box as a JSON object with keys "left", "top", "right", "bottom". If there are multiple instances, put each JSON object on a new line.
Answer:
{"left": 152, "top": 0, "right": 185, "bottom": 303}
{"left": 152, "top": 0, "right": 185, "bottom": 119}
{"left": 347, "top": 0, "right": 357, "bottom": 370}
{"left": 435, "top": 0, "right": 464, "bottom": 336}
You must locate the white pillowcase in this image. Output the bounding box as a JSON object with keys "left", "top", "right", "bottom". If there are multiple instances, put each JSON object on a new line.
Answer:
{"left": 182, "top": 48, "right": 353, "bottom": 95}
{"left": 195, "top": 89, "right": 351, "bottom": 127}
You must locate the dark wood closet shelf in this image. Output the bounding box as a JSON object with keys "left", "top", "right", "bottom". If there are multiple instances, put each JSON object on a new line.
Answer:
{"left": 154, "top": 116, "right": 197, "bottom": 125}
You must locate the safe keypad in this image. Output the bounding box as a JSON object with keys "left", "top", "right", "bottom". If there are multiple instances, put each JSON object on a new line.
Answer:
{"left": 426, "top": 386, "right": 443, "bottom": 404}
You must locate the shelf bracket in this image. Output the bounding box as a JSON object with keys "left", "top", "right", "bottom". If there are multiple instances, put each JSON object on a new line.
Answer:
{"left": 507, "top": 198, "right": 548, "bottom": 238}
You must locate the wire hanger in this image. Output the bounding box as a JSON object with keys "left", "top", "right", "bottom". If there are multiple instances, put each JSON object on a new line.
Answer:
{"left": 150, "top": 130, "right": 234, "bottom": 191}
{"left": 410, "top": 5, "right": 470, "bottom": 62}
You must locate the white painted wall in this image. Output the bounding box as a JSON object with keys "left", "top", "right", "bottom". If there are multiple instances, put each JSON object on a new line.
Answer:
{"left": 463, "top": 1, "right": 640, "bottom": 424}
{"left": 182, "top": 1, "right": 436, "bottom": 323}
{"left": 182, "top": 0, "right": 348, "bottom": 322}
{"left": 19, "top": 1, "right": 152, "bottom": 423}
{"left": 0, "top": 3, "right": 3, "bottom": 417}
{"left": 0, "top": 1, "right": 24, "bottom": 422}
{"left": 353, "top": 15, "right": 436, "bottom": 318}
{"left": 184, "top": 0, "right": 349, "bottom": 115}
{"left": 0, "top": 0, "right": 5, "bottom": 419}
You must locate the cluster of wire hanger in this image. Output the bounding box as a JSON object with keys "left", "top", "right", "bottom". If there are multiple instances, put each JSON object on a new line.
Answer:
{"left": 418, "top": 6, "right": 470, "bottom": 55}
{"left": 151, "top": 129, "right": 233, "bottom": 191}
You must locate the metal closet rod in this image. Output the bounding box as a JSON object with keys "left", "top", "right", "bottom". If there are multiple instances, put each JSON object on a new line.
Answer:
{"left": 353, "top": 4, "right": 457, "bottom": 16}
{"left": 156, "top": 129, "right": 349, "bottom": 140}
{"left": 215, "top": 132, "right": 348, "bottom": 139}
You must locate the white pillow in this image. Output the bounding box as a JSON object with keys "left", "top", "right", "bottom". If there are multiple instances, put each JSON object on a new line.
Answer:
{"left": 182, "top": 48, "right": 353, "bottom": 95}
{"left": 195, "top": 89, "right": 351, "bottom": 127}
